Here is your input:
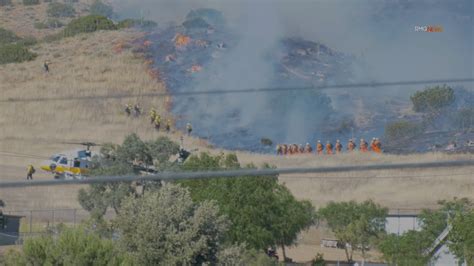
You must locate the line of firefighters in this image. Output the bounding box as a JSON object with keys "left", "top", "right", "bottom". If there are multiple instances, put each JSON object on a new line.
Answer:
{"left": 124, "top": 103, "right": 193, "bottom": 136}
{"left": 276, "top": 138, "right": 382, "bottom": 155}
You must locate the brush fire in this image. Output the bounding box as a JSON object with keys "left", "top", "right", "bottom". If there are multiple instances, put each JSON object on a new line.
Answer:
{"left": 174, "top": 33, "right": 191, "bottom": 47}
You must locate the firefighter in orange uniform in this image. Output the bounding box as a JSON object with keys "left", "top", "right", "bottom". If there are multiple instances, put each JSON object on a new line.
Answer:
{"left": 347, "top": 139, "right": 356, "bottom": 151}
{"left": 335, "top": 140, "right": 343, "bottom": 154}
{"left": 326, "top": 141, "right": 333, "bottom": 155}
{"left": 370, "top": 138, "right": 377, "bottom": 151}
{"left": 373, "top": 138, "right": 382, "bottom": 153}
{"left": 316, "top": 140, "right": 324, "bottom": 155}
{"left": 360, "top": 138, "right": 368, "bottom": 152}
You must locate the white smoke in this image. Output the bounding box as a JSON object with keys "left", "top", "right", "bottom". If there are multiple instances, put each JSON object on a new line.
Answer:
{"left": 112, "top": 0, "right": 473, "bottom": 150}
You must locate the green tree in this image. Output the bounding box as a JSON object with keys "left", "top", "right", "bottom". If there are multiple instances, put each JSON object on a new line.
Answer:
{"left": 115, "top": 183, "right": 229, "bottom": 265}
{"left": 3, "top": 227, "right": 125, "bottom": 265}
{"left": 180, "top": 152, "right": 316, "bottom": 260}
{"left": 449, "top": 210, "right": 474, "bottom": 265}
{"left": 378, "top": 198, "right": 473, "bottom": 265}
{"left": 78, "top": 134, "right": 179, "bottom": 216}
{"left": 318, "top": 200, "right": 387, "bottom": 262}
{"left": 378, "top": 231, "right": 431, "bottom": 266}
{"left": 410, "top": 85, "right": 455, "bottom": 113}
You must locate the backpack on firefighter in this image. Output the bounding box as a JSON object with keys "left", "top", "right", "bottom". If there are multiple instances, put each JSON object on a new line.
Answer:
{"left": 335, "top": 140, "right": 343, "bottom": 154}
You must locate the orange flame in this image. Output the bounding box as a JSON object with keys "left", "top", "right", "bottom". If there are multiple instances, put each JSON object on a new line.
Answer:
{"left": 189, "top": 65, "right": 202, "bottom": 73}
{"left": 143, "top": 40, "right": 153, "bottom": 47}
{"left": 174, "top": 33, "right": 191, "bottom": 47}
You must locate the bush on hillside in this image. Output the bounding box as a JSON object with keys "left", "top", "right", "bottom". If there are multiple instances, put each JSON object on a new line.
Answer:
{"left": 22, "top": 0, "right": 39, "bottom": 5}
{"left": 62, "top": 15, "right": 116, "bottom": 37}
{"left": 410, "top": 85, "right": 455, "bottom": 113}
{"left": 0, "top": 28, "right": 20, "bottom": 45}
{"left": 89, "top": 0, "right": 114, "bottom": 18}
{"left": 0, "top": 44, "right": 37, "bottom": 64}
{"left": 384, "top": 120, "right": 424, "bottom": 141}
{"left": 47, "top": 2, "right": 76, "bottom": 18}
{"left": 117, "top": 18, "right": 157, "bottom": 29}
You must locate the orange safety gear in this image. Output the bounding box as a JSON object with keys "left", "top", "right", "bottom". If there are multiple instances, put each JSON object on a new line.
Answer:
{"left": 316, "top": 141, "right": 324, "bottom": 155}
{"left": 326, "top": 141, "right": 333, "bottom": 155}
{"left": 360, "top": 139, "right": 368, "bottom": 152}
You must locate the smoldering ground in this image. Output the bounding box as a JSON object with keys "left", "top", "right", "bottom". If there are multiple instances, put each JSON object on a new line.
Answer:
{"left": 112, "top": 0, "right": 472, "bottom": 152}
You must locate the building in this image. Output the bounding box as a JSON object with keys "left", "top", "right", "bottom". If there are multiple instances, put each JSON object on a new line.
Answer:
{"left": 0, "top": 214, "right": 23, "bottom": 246}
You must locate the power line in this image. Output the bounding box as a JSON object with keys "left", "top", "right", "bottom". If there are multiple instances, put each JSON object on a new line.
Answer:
{"left": 290, "top": 172, "right": 473, "bottom": 180}
{"left": 0, "top": 151, "right": 49, "bottom": 160}
{"left": 1, "top": 78, "right": 473, "bottom": 103}
{"left": 0, "top": 160, "right": 472, "bottom": 188}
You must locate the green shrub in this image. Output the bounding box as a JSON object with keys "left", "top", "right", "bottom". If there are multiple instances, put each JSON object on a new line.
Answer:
{"left": 47, "top": 2, "right": 76, "bottom": 18}
{"left": 0, "top": 28, "right": 20, "bottom": 45}
{"left": 17, "top": 36, "right": 37, "bottom": 46}
{"left": 22, "top": 0, "right": 39, "bottom": 5}
{"left": 0, "top": 0, "right": 12, "bottom": 6}
{"left": 3, "top": 227, "right": 125, "bottom": 265}
{"left": 384, "top": 120, "right": 424, "bottom": 141}
{"left": 62, "top": 15, "right": 116, "bottom": 37}
{"left": 117, "top": 18, "right": 157, "bottom": 29}
{"left": 89, "top": 0, "right": 113, "bottom": 18}
{"left": 0, "top": 44, "right": 37, "bottom": 64}
{"left": 410, "top": 85, "right": 455, "bottom": 113}
{"left": 0, "top": 27, "right": 36, "bottom": 46}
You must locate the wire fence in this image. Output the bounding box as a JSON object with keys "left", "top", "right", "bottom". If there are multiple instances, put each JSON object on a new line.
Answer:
{"left": 0, "top": 208, "right": 92, "bottom": 245}
{"left": 3, "top": 208, "right": 90, "bottom": 233}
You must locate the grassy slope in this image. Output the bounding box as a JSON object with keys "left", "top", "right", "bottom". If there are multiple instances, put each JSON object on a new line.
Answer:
{"left": 0, "top": 0, "right": 92, "bottom": 39}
